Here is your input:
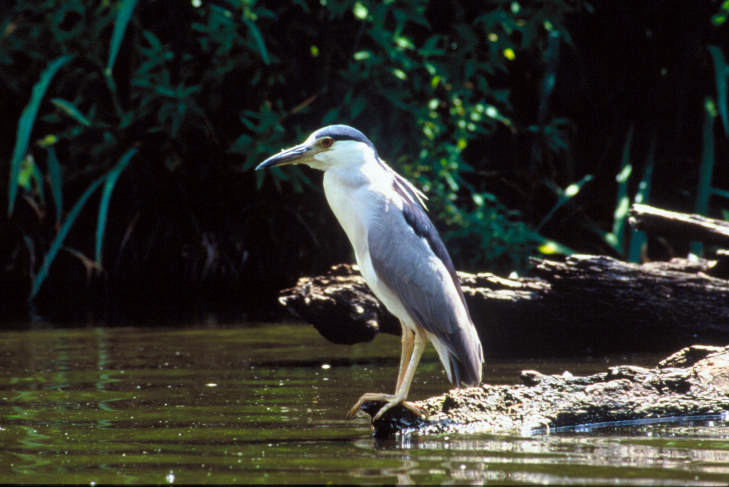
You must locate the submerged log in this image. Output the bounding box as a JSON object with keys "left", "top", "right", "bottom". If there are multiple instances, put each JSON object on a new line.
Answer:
{"left": 279, "top": 254, "right": 729, "bottom": 356}
{"left": 362, "top": 344, "right": 729, "bottom": 438}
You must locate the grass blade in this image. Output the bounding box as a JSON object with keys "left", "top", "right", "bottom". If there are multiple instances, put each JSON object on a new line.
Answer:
{"left": 708, "top": 45, "right": 729, "bottom": 136}
{"left": 627, "top": 135, "right": 655, "bottom": 263}
{"left": 696, "top": 98, "right": 716, "bottom": 216}
{"left": 50, "top": 98, "right": 91, "bottom": 126}
{"left": 46, "top": 147, "right": 63, "bottom": 224}
{"left": 95, "top": 148, "right": 137, "bottom": 266}
{"left": 611, "top": 125, "right": 634, "bottom": 255}
{"left": 692, "top": 98, "right": 717, "bottom": 256}
{"left": 30, "top": 176, "right": 105, "bottom": 301}
{"left": 106, "top": 0, "right": 139, "bottom": 78}
{"left": 8, "top": 54, "right": 73, "bottom": 216}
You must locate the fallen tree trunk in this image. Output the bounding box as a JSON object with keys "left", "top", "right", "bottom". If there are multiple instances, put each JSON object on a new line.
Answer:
{"left": 280, "top": 254, "right": 729, "bottom": 356}
{"left": 361, "top": 345, "right": 729, "bottom": 438}
{"left": 629, "top": 203, "right": 729, "bottom": 248}
{"left": 278, "top": 204, "right": 729, "bottom": 355}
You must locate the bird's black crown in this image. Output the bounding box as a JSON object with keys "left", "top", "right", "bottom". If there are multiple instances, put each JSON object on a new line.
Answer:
{"left": 312, "top": 124, "right": 375, "bottom": 151}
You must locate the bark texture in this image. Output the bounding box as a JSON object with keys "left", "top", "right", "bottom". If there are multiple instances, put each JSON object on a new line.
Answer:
{"left": 629, "top": 203, "right": 729, "bottom": 250}
{"left": 280, "top": 254, "right": 729, "bottom": 356}
{"left": 362, "top": 345, "right": 729, "bottom": 438}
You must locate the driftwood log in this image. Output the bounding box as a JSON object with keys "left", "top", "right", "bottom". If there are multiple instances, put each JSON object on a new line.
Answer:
{"left": 629, "top": 203, "right": 729, "bottom": 248}
{"left": 362, "top": 344, "right": 729, "bottom": 438}
{"left": 280, "top": 255, "right": 729, "bottom": 356}
{"left": 279, "top": 204, "right": 729, "bottom": 356}
{"left": 277, "top": 205, "right": 729, "bottom": 438}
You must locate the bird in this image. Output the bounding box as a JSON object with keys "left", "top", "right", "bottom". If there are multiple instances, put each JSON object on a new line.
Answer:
{"left": 256, "top": 124, "right": 484, "bottom": 422}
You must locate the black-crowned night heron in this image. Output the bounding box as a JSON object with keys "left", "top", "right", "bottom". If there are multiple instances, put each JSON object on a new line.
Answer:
{"left": 256, "top": 125, "right": 484, "bottom": 421}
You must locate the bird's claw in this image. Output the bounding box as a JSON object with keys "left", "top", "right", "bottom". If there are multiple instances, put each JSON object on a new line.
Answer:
{"left": 373, "top": 400, "right": 424, "bottom": 422}
{"left": 346, "top": 392, "right": 425, "bottom": 422}
{"left": 346, "top": 392, "right": 396, "bottom": 419}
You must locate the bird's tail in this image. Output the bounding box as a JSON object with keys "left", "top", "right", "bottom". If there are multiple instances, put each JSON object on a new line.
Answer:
{"left": 430, "top": 325, "right": 484, "bottom": 387}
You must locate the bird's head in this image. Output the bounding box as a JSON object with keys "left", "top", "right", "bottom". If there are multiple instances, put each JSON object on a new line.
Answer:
{"left": 255, "top": 124, "right": 378, "bottom": 172}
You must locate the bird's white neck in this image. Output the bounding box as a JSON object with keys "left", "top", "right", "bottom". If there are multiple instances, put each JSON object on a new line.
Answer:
{"left": 321, "top": 154, "right": 394, "bottom": 266}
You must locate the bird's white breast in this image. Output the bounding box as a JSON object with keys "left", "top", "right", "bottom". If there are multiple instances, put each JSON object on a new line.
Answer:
{"left": 323, "top": 168, "right": 372, "bottom": 260}
{"left": 322, "top": 164, "right": 416, "bottom": 327}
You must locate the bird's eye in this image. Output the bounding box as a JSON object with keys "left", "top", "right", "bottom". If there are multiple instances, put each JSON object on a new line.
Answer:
{"left": 320, "top": 137, "right": 334, "bottom": 148}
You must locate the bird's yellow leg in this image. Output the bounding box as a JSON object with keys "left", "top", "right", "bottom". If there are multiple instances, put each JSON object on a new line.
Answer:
{"left": 372, "top": 331, "right": 426, "bottom": 421}
{"left": 346, "top": 329, "right": 427, "bottom": 421}
{"left": 396, "top": 324, "right": 415, "bottom": 392}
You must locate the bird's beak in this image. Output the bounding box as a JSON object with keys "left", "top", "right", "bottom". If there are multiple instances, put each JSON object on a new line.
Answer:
{"left": 255, "top": 143, "right": 312, "bottom": 170}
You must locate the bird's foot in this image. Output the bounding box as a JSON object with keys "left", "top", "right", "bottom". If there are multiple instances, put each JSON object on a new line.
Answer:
{"left": 346, "top": 392, "right": 424, "bottom": 422}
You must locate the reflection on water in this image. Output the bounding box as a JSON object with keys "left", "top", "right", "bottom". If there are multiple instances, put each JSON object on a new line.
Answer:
{"left": 0, "top": 323, "right": 728, "bottom": 484}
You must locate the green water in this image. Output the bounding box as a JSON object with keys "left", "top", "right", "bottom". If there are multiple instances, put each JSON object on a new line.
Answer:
{"left": 1, "top": 323, "right": 728, "bottom": 484}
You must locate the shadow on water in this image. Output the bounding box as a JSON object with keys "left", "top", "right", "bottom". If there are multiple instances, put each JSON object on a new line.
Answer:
{"left": 1, "top": 322, "right": 728, "bottom": 484}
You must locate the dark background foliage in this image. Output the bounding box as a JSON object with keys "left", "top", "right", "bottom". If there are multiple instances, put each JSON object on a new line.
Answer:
{"left": 1, "top": 0, "right": 727, "bottom": 322}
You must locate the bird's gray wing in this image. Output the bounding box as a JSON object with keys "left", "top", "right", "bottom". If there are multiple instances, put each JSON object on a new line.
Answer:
{"left": 368, "top": 194, "right": 483, "bottom": 386}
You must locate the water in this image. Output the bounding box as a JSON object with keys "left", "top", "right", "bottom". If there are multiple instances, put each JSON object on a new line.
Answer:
{"left": 1, "top": 322, "right": 728, "bottom": 484}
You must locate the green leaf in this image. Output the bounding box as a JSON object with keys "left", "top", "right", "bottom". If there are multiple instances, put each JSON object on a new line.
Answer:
{"left": 46, "top": 147, "right": 63, "bottom": 224}
{"left": 707, "top": 45, "right": 729, "bottom": 136}
{"left": 106, "top": 0, "right": 139, "bottom": 78}
{"left": 96, "top": 148, "right": 138, "bottom": 267}
{"left": 37, "top": 134, "right": 58, "bottom": 148}
{"left": 30, "top": 176, "right": 105, "bottom": 301}
{"left": 353, "top": 1, "right": 368, "bottom": 20}
{"left": 229, "top": 133, "right": 253, "bottom": 155}
{"left": 8, "top": 54, "right": 73, "bottom": 216}
{"left": 244, "top": 19, "right": 270, "bottom": 65}
{"left": 712, "top": 187, "right": 729, "bottom": 201}
{"left": 353, "top": 50, "right": 371, "bottom": 61}
{"left": 18, "top": 156, "right": 35, "bottom": 191}
{"left": 536, "top": 174, "right": 593, "bottom": 231}
{"left": 322, "top": 107, "right": 340, "bottom": 124}
{"left": 536, "top": 237, "right": 573, "bottom": 256}
{"left": 349, "top": 96, "right": 367, "bottom": 119}
{"left": 392, "top": 68, "right": 408, "bottom": 80}
{"left": 50, "top": 98, "right": 91, "bottom": 126}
